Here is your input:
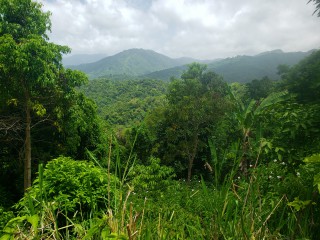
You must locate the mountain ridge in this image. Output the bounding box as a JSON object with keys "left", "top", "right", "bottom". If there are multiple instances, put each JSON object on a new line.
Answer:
{"left": 144, "top": 49, "right": 314, "bottom": 83}
{"left": 71, "top": 48, "right": 199, "bottom": 78}
{"left": 70, "top": 48, "right": 315, "bottom": 83}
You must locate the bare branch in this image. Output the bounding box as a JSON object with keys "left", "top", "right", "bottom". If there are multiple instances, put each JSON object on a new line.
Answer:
{"left": 0, "top": 116, "right": 23, "bottom": 136}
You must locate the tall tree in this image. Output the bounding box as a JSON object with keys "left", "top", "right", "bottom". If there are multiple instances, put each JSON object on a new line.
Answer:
{"left": 163, "top": 63, "right": 229, "bottom": 181}
{"left": 0, "top": 0, "right": 88, "bottom": 191}
{"left": 246, "top": 76, "right": 275, "bottom": 100}
{"left": 282, "top": 50, "right": 320, "bottom": 103}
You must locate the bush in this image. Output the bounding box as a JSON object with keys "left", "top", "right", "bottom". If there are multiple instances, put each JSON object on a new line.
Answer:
{"left": 19, "top": 156, "right": 119, "bottom": 218}
{"left": 0, "top": 206, "right": 14, "bottom": 232}
{"left": 127, "top": 157, "right": 175, "bottom": 199}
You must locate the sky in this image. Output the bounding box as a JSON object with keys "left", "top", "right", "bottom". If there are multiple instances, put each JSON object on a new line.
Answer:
{"left": 40, "top": 0, "right": 320, "bottom": 59}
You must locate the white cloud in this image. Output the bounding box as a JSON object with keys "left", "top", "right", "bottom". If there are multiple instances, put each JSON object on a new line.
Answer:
{"left": 41, "top": 0, "right": 320, "bottom": 59}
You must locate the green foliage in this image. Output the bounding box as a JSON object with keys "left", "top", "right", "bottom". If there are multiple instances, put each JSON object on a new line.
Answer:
{"left": 229, "top": 82, "right": 250, "bottom": 103}
{"left": 57, "top": 93, "right": 106, "bottom": 159}
{"left": 229, "top": 83, "right": 289, "bottom": 175}
{"left": 246, "top": 76, "right": 276, "bottom": 100}
{"left": 128, "top": 157, "right": 175, "bottom": 197}
{"left": 284, "top": 50, "right": 320, "bottom": 103}
{"left": 0, "top": 0, "right": 106, "bottom": 194}
{"left": 0, "top": 0, "right": 51, "bottom": 40}
{"left": 1, "top": 3, "right": 320, "bottom": 239}
{"left": 154, "top": 63, "right": 231, "bottom": 180}
{"left": 260, "top": 101, "right": 320, "bottom": 165}
{"left": 304, "top": 153, "right": 320, "bottom": 193}
{"left": 73, "top": 48, "right": 193, "bottom": 79}
{"left": 81, "top": 78, "right": 167, "bottom": 127}
{"left": 2, "top": 149, "right": 319, "bottom": 239}
{"left": 288, "top": 197, "right": 312, "bottom": 211}
{"left": 146, "top": 50, "right": 311, "bottom": 83}
{"left": 0, "top": 0, "right": 65, "bottom": 191}
{"left": 207, "top": 50, "right": 313, "bottom": 83}
{"left": 19, "top": 157, "right": 119, "bottom": 217}
{"left": 0, "top": 207, "right": 14, "bottom": 232}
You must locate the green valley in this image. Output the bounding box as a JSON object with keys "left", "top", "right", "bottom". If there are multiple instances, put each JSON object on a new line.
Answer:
{"left": 1, "top": 1, "right": 320, "bottom": 239}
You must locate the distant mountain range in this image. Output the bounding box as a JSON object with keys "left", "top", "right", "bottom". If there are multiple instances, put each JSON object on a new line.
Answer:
{"left": 70, "top": 49, "right": 198, "bottom": 78}
{"left": 70, "top": 48, "right": 315, "bottom": 83}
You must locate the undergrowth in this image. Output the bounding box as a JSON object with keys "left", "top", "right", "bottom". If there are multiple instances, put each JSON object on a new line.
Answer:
{"left": 1, "top": 140, "right": 319, "bottom": 239}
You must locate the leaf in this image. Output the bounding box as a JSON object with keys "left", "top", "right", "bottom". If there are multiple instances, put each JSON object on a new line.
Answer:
{"left": 303, "top": 153, "right": 320, "bottom": 163}
{"left": 26, "top": 214, "right": 39, "bottom": 234}
{"left": 255, "top": 90, "right": 289, "bottom": 114}
{"left": 5, "top": 216, "right": 27, "bottom": 226}
{"left": 6, "top": 98, "right": 18, "bottom": 106}
{"left": 314, "top": 174, "right": 320, "bottom": 193}
{"left": 287, "top": 197, "right": 311, "bottom": 211}
{"left": 0, "top": 234, "right": 13, "bottom": 240}
{"left": 32, "top": 103, "right": 46, "bottom": 117}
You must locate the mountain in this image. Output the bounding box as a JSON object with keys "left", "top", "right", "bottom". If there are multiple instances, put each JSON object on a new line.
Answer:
{"left": 63, "top": 54, "right": 107, "bottom": 66}
{"left": 207, "top": 49, "right": 313, "bottom": 83}
{"left": 145, "top": 50, "right": 314, "bottom": 83}
{"left": 71, "top": 48, "right": 198, "bottom": 79}
{"left": 70, "top": 48, "right": 315, "bottom": 83}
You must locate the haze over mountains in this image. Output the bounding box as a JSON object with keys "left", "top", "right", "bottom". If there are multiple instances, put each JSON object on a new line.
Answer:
{"left": 63, "top": 54, "right": 108, "bottom": 66}
{"left": 69, "top": 49, "right": 199, "bottom": 78}
{"left": 69, "top": 48, "right": 314, "bottom": 83}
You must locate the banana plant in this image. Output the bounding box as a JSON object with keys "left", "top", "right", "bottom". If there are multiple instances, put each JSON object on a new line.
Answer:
{"left": 229, "top": 87, "right": 289, "bottom": 175}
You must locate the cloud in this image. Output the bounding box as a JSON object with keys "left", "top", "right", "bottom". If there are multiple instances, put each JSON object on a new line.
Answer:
{"left": 41, "top": 0, "right": 320, "bottom": 59}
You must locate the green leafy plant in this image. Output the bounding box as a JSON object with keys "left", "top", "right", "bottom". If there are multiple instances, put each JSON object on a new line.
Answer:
{"left": 0, "top": 207, "right": 14, "bottom": 233}
{"left": 16, "top": 157, "right": 119, "bottom": 235}
{"left": 128, "top": 157, "right": 175, "bottom": 198}
{"left": 304, "top": 153, "right": 320, "bottom": 193}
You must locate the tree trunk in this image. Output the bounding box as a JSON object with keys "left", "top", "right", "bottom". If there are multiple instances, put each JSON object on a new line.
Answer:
{"left": 187, "top": 157, "right": 193, "bottom": 182}
{"left": 24, "top": 99, "right": 32, "bottom": 192}
{"left": 187, "top": 135, "right": 199, "bottom": 182}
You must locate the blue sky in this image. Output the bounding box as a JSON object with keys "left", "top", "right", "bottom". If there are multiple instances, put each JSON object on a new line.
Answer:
{"left": 41, "top": 0, "right": 320, "bottom": 59}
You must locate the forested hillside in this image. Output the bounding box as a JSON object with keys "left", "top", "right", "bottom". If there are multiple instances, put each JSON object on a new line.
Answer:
{"left": 145, "top": 49, "right": 313, "bottom": 83}
{"left": 1, "top": 0, "right": 320, "bottom": 239}
{"left": 71, "top": 47, "right": 311, "bottom": 83}
{"left": 81, "top": 78, "right": 167, "bottom": 126}
{"left": 71, "top": 48, "right": 197, "bottom": 79}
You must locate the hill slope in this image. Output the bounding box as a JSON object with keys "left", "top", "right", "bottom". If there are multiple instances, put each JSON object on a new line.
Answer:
{"left": 145, "top": 50, "right": 314, "bottom": 83}
{"left": 81, "top": 78, "right": 167, "bottom": 126}
{"left": 71, "top": 48, "right": 197, "bottom": 79}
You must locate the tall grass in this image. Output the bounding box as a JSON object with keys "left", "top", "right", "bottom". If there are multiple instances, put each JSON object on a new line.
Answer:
{"left": 1, "top": 135, "right": 318, "bottom": 239}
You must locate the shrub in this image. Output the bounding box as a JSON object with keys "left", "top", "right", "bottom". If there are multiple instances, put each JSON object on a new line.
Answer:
{"left": 127, "top": 157, "right": 175, "bottom": 199}
{"left": 19, "top": 156, "right": 119, "bottom": 218}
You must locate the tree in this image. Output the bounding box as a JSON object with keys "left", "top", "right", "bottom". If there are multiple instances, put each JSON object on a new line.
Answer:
{"left": 229, "top": 82, "right": 249, "bottom": 103}
{"left": 0, "top": 0, "right": 51, "bottom": 40}
{"left": 162, "top": 63, "right": 229, "bottom": 181}
{"left": 230, "top": 88, "right": 289, "bottom": 175}
{"left": 0, "top": 0, "right": 90, "bottom": 192}
{"left": 283, "top": 50, "right": 320, "bottom": 103}
{"left": 308, "top": 0, "right": 320, "bottom": 17}
{"left": 263, "top": 50, "right": 320, "bottom": 164}
{"left": 246, "top": 76, "right": 275, "bottom": 100}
